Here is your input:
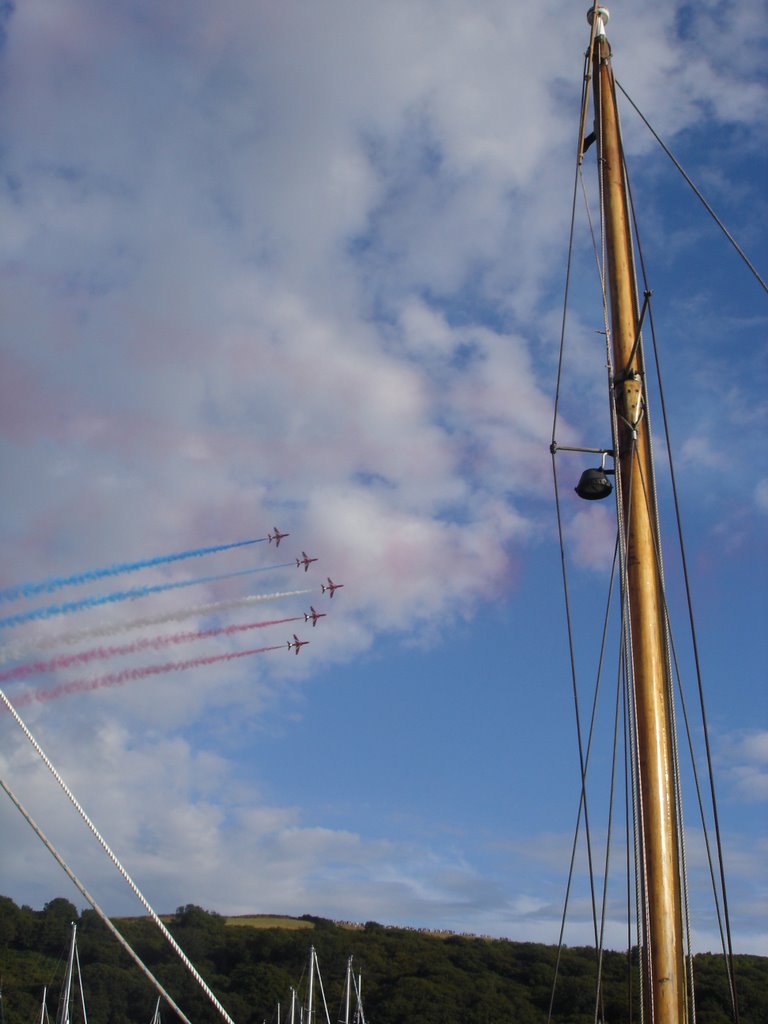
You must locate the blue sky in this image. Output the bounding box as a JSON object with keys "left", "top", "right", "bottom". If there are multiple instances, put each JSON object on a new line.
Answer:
{"left": 0, "top": 0, "right": 766, "bottom": 960}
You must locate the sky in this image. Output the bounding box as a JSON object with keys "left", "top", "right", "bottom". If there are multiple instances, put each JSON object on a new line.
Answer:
{"left": 0, "top": 0, "right": 766, "bottom": 973}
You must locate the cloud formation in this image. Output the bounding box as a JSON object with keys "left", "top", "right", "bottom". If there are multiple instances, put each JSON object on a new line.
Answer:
{"left": 1, "top": 0, "right": 766, "bottom": 959}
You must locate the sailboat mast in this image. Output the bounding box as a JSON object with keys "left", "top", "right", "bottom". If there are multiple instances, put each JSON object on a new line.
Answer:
{"left": 587, "top": 7, "right": 687, "bottom": 1023}
{"left": 306, "top": 948, "right": 315, "bottom": 1024}
{"left": 344, "top": 957, "right": 352, "bottom": 1024}
{"left": 56, "top": 924, "right": 77, "bottom": 1024}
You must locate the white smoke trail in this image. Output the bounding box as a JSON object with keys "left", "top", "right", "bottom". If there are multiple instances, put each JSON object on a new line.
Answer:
{"left": 0, "top": 563, "right": 295, "bottom": 630}
{"left": 0, "top": 590, "right": 311, "bottom": 665}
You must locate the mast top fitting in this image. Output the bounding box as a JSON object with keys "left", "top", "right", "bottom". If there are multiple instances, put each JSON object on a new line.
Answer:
{"left": 586, "top": 6, "right": 610, "bottom": 36}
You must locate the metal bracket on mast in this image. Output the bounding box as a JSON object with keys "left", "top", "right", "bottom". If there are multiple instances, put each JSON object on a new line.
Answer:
{"left": 550, "top": 443, "right": 614, "bottom": 457}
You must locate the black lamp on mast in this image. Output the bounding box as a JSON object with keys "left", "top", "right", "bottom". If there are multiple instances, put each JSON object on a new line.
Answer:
{"left": 574, "top": 451, "right": 613, "bottom": 500}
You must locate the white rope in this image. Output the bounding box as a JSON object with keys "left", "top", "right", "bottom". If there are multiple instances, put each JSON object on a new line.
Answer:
{"left": 0, "top": 776, "right": 194, "bottom": 1024}
{"left": 0, "top": 685, "right": 237, "bottom": 1024}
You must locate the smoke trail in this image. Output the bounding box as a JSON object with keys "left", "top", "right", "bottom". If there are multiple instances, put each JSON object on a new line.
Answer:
{"left": 0, "top": 538, "right": 268, "bottom": 604}
{"left": 0, "top": 617, "right": 303, "bottom": 682}
{"left": 5, "top": 646, "right": 286, "bottom": 709}
{"left": 0, "top": 564, "right": 296, "bottom": 630}
{"left": 0, "top": 590, "right": 311, "bottom": 665}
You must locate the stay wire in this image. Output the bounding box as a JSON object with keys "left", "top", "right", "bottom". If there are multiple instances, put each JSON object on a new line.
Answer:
{"left": 621, "top": 669, "right": 636, "bottom": 1024}
{"left": 628, "top": 356, "right": 736, "bottom": 1019}
{"left": 623, "top": 129, "right": 741, "bottom": 1024}
{"left": 610, "top": 65, "right": 710, "bottom": 1024}
{"left": 606, "top": 67, "right": 678, "bottom": 1022}
{"left": 0, "top": 777, "right": 194, "bottom": 1024}
{"left": 548, "top": 39, "right": 605, "bottom": 1024}
{"left": 609, "top": 54, "right": 740, "bottom": 1020}
{"left": 614, "top": 433, "right": 652, "bottom": 1024}
{"left": 551, "top": 45, "right": 591, "bottom": 445}
{"left": 311, "top": 948, "right": 333, "bottom": 1024}
{"left": 545, "top": 519, "right": 620, "bottom": 1024}
{"left": 614, "top": 493, "right": 644, "bottom": 1024}
{"left": 622, "top": 398, "right": 739, "bottom": 1021}
{"left": 593, "top": 617, "right": 630, "bottom": 1024}
{"left": 581, "top": 39, "right": 617, "bottom": 971}
{"left": 549, "top": 38, "right": 625, "bottom": 1022}
{"left": 573, "top": 528, "right": 624, "bottom": 1024}
{"left": 595, "top": 58, "right": 651, "bottom": 1022}
{"left": 615, "top": 79, "right": 767, "bottom": 296}
{"left": 617, "top": 315, "right": 731, "bottom": 1020}
{"left": 75, "top": 946, "right": 88, "bottom": 1024}
{"left": 0, "top": 685, "right": 238, "bottom": 1024}
{"left": 623, "top": 428, "right": 698, "bottom": 1020}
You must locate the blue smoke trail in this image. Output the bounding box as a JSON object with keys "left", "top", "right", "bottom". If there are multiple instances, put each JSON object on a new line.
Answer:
{"left": 0, "top": 563, "right": 295, "bottom": 630}
{"left": 0, "top": 538, "right": 266, "bottom": 603}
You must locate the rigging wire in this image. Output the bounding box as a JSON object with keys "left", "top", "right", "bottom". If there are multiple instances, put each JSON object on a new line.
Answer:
{"left": 547, "top": 33, "right": 605, "bottom": 1022}
{"left": 312, "top": 949, "right": 333, "bottom": 1024}
{"left": 551, "top": 40, "right": 657, "bottom": 1022}
{"left": 0, "top": 685, "right": 238, "bottom": 1024}
{"left": 593, "top": 631, "right": 629, "bottom": 1024}
{"left": 74, "top": 937, "right": 89, "bottom": 1024}
{"left": 615, "top": 79, "right": 767, "bottom": 296}
{"left": 624, "top": 156, "right": 742, "bottom": 1023}
{"left": 549, "top": 20, "right": 745, "bottom": 1023}
{"left": 0, "top": 778, "right": 195, "bottom": 1024}
{"left": 588, "top": 49, "right": 641, "bottom": 1024}
{"left": 613, "top": 434, "right": 651, "bottom": 1024}
{"left": 604, "top": 61, "right": 690, "bottom": 1023}
{"left": 620, "top": 668, "right": 636, "bottom": 1024}
{"left": 546, "top": 530, "right": 620, "bottom": 1024}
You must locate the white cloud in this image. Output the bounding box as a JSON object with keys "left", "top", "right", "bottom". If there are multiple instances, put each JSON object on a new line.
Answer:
{"left": 1, "top": 0, "right": 766, "bottom": 965}
{"left": 565, "top": 505, "right": 616, "bottom": 571}
{"left": 680, "top": 435, "right": 728, "bottom": 470}
{"left": 721, "top": 731, "right": 768, "bottom": 802}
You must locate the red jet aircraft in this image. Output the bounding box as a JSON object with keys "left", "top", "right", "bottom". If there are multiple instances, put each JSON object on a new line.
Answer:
{"left": 287, "top": 634, "right": 309, "bottom": 655}
{"left": 296, "top": 551, "right": 318, "bottom": 572}
{"left": 268, "top": 526, "right": 289, "bottom": 547}
{"left": 321, "top": 577, "right": 344, "bottom": 598}
{"left": 304, "top": 606, "right": 326, "bottom": 627}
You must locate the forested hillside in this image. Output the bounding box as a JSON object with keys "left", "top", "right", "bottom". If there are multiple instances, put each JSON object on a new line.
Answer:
{"left": 1, "top": 896, "right": 765, "bottom": 1024}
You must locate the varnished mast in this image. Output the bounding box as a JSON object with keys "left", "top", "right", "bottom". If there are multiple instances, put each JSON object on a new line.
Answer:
{"left": 587, "top": 8, "right": 687, "bottom": 1023}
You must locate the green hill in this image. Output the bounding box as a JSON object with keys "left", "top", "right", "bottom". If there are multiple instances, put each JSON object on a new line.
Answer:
{"left": 1, "top": 897, "right": 765, "bottom": 1024}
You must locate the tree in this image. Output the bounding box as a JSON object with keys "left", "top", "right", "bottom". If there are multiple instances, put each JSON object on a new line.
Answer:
{"left": 38, "top": 897, "right": 80, "bottom": 955}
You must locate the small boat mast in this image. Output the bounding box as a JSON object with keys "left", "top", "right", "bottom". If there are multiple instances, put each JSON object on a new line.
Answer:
{"left": 585, "top": 6, "right": 688, "bottom": 1023}
{"left": 55, "top": 923, "right": 78, "bottom": 1024}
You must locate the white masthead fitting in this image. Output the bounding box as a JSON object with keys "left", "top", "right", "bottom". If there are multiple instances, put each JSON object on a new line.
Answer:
{"left": 587, "top": 6, "right": 610, "bottom": 37}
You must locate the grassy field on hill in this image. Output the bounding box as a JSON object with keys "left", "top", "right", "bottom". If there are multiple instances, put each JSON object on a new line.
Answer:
{"left": 224, "top": 915, "right": 316, "bottom": 930}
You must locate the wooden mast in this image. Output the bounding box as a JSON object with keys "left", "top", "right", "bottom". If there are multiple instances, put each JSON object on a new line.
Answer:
{"left": 587, "top": 8, "right": 688, "bottom": 1023}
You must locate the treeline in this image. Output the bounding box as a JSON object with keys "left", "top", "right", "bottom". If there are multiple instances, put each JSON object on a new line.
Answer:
{"left": 1, "top": 896, "right": 766, "bottom": 1024}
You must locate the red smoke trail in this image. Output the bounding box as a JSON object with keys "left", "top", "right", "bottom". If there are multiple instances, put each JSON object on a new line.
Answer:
{"left": 7, "top": 646, "right": 286, "bottom": 709}
{"left": 0, "top": 589, "right": 311, "bottom": 666}
{"left": 0, "top": 617, "right": 303, "bottom": 683}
